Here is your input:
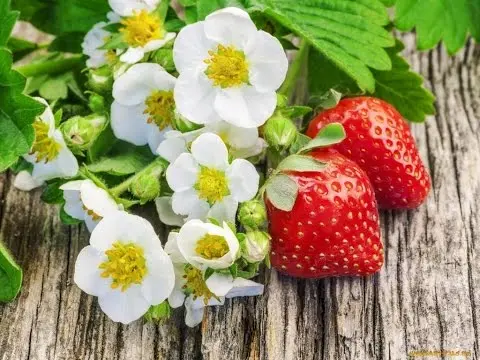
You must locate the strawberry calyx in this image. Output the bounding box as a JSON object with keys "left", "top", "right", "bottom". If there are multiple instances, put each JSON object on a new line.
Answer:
{"left": 261, "top": 123, "right": 346, "bottom": 212}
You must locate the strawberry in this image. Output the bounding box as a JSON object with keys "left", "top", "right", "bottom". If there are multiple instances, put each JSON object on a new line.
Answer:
{"left": 266, "top": 150, "right": 384, "bottom": 278}
{"left": 306, "top": 97, "right": 431, "bottom": 209}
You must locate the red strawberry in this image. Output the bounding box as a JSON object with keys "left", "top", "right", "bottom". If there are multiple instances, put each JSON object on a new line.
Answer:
{"left": 266, "top": 150, "right": 384, "bottom": 278}
{"left": 306, "top": 97, "right": 431, "bottom": 209}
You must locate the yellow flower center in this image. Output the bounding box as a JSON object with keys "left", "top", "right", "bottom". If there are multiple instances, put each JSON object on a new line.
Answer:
{"left": 204, "top": 45, "right": 249, "bottom": 88}
{"left": 194, "top": 167, "right": 229, "bottom": 203}
{"left": 195, "top": 233, "right": 229, "bottom": 259}
{"left": 144, "top": 90, "right": 175, "bottom": 130}
{"left": 30, "top": 119, "right": 61, "bottom": 163}
{"left": 120, "top": 10, "right": 164, "bottom": 47}
{"left": 182, "top": 264, "right": 217, "bottom": 304}
{"left": 106, "top": 49, "right": 117, "bottom": 63}
{"left": 99, "top": 242, "right": 147, "bottom": 292}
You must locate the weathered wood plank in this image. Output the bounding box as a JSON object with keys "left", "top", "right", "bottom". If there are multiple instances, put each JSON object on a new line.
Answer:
{"left": 1, "top": 27, "right": 480, "bottom": 360}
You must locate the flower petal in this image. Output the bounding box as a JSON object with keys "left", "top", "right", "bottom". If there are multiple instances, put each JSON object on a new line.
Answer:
{"left": 205, "top": 272, "right": 234, "bottom": 297}
{"left": 176, "top": 219, "right": 210, "bottom": 267}
{"left": 157, "top": 136, "right": 188, "bottom": 163}
{"left": 226, "top": 159, "right": 259, "bottom": 202}
{"left": 174, "top": 71, "right": 221, "bottom": 125}
{"left": 98, "top": 285, "right": 150, "bottom": 324}
{"left": 74, "top": 246, "right": 110, "bottom": 297}
{"left": 166, "top": 153, "right": 199, "bottom": 192}
{"left": 164, "top": 232, "right": 187, "bottom": 263}
{"left": 113, "top": 63, "right": 168, "bottom": 106}
{"left": 207, "top": 195, "right": 238, "bottom": 224}
{"left": 171, "top": 188, "right": 207, "bottom": 216}
{"left": 108, "top": 0, "right": 160, "bottom": 16}
{"left": 80, "top": 180, "right": 119, "bottom": 217}
{"left": 120, "top": 47, "right": 145, "bottom": 64}
{"left": 155, "top": 197, "right": 185, "bottom": 227}
{"left": 111, "top": 101, "right": 150, "bottom": 145}
{"left": 214, "top": 86, "right": 276, "bottom": 128}
{"left": 204, "top": 7, "right": 257, "bottom": 50}
{"left": 142, "top": 32, "right": 176, "bottom": 52}
{"left": 173, "top": 21, "right": 214, "bottom": 74}
{"left": 225, "top": 278, "right": 264, "bottom": 298}
{"left": 184, "top": 299, "right": 205, "bottom": 327}
{"left": 191, "top": 133, "right": 229, "bottom": 169}
{"left": 13, "top": 170, "right": 44, "bottom": 191}
{"left": 208, "top": 122, "right": 258, "bottom": 149}
{"left": 246, "top": 30, "right": 289, "bottom": 92}
{"left": 146, "top": 124, "right": 169, "bottom": 154}
{"left": 90, "top": 212, "right": 161, "bottom": 252}
{"left": 141, "top": 248, "right": 175, "bottom": 304}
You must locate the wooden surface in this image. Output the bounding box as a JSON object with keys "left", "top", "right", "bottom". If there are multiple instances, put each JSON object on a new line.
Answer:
{"left": 1, "top": 29, "right": 480, "bottom": 360}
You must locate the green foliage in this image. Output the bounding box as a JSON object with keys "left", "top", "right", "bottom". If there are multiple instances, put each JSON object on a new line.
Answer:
{"left": 12, "top": 0, "right": 110, "bottom": 35}
{"left": 298, "top": 123, "right": 346, "bottom": 153}
{"left": 394, "top": 0, "right": 480, "bottom": 54}
{"left": 372, "top": 40, "right": 435, "bottom": 122}
{"left": 249, "top": 0, "right": 394, "bottom": 92}
{"left": 87, "top": 143, "right": 156, "bottom": 176}
{"left": 7, "top": 37, "right": 38, "bottom": 61}
{"left": 276, "top": 155, "right": 326, "bottom": 172}
{"left": 48, "top": 32, "right": 84, "bottom": 53}
{"left": 264, "top": 173, "right": 298, "bottom": 212}
{"left": 197, "top": 0, "right": 246, "bottom": 20}
{"left": 0, "top": 49, "right": 45, "bottom": 172}
{"left": 41, "top": 180, "right": 66, "bottom": 204}
{"left": 0, "top": 241, "right": 23, "bottom": 302}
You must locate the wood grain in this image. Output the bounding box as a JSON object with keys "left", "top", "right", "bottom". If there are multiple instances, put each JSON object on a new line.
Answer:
{"left": 1, "top": 27, "right": 480, "bottom": 360}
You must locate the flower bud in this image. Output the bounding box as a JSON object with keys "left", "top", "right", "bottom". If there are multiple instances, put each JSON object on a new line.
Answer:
{"left": 129, "top": 169, "right": 162, "bottom": 204}
{"left": 144, "top": 301, "right": 172, "bottom": 323}
{"left": 86, "top": 66, "right": 113, "bottom": 95}
{"left": 238, "top": 200, "right": 267, "bottom": 229}
{"left": 241, "top": 231, "right": 271, "bottom": 263}
{"left": 60, "top": 114, "right": 107, "bottom": 153}
{"left": 173, "top": 112, "right": 202, "bottom": 133}
{"left": 88, "top": 93, "right": 106, "bottom": 113}
{"left": 263, "top": 114, "right": 298, "bottom": 150}
{"left": 151, "top": 48, "right": 175, "bottom": 72}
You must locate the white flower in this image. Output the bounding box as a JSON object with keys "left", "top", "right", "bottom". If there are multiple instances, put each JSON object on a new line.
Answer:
{"left": 165, "top": 231, "right": 264, "bottom": 327}
{"left": 20, "top": 98, "right": 78, "bottom": 186}
{"left": 111, "top": 63, "right": 177, "bottom": 153}
{"left": 109, "top": 0, "right": 160, "bottom": 16}
{"left": 60, "top": 180, "right": 121, "bottom": 232}
{"left": 155, "top": 196, "right": 185, "bottom": 227}
{"left": 117, "top": 8, "right": 176, "bottom": 64}
{"left": 13, "top": 170, "right": 45, "bottom": 191}
{"left": 157, "top": 121, "right": 266, "bottom": 164}
{"left": 166, "top": 133, "right": 260, "bottom": 222}
{"left": 82, "top": 13, "right": 120, "bottom": 68}
{"left": 74, "top": 211, "right": 175, "bottom": 324}
{"left": 176, "top": 219, "right": 240, "bottom": 270}
{"left": 173, "top": 7, "right": 288, "bottom": 128}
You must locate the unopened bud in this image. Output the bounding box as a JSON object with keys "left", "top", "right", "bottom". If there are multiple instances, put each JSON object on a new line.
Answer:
{"left": 238, "top": 200, "right": 267, "bottom": 229}
{"left": 144, "top": 301, "right": 172, "bottom": 323}
{"left": 61, "top": 114, "right": 107, "bottom": 153}
{"left": 86, "top": 66, "right": 113, "bottom": 95}
{"left": 151, "top": 48, "right": 175, "bottom": 72}
{"left": 88, "top": 93, "right": 106, "bottom": 113}
{"left": 241, "top": 231, "right": 271, "bottom": 263}
{"left": 130, "top": 168, "right": 162, "bottom": 204}
{"left": 263, "top": 115, "right": 298, "bottom": 150}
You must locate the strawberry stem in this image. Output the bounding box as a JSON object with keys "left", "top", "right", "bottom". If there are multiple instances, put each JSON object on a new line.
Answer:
{"left": 278, "top": 39, "right": 309, "bottom": 100}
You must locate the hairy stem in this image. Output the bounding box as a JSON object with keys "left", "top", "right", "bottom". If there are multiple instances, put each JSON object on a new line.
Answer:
{"left": 15, "top": 55, "right": 84, "bottom": 78}
{"left": 278, "top": 40, "right": 310, "bottom": 99}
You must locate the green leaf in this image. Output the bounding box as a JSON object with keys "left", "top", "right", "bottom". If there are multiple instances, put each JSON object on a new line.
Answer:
{"left": 0, "top": 0, "right": 18, "bottom": 47}
{"left": 289, "top": 133, "right": 311, "bottom": 155}
{"left": 87, "top": 124, "right": 117, "bottom": 162}
{"left": 41, "top": 180, "right": 66, "bottom": 204}
{"left": 13, "top": 0, "right": 110, "bottom": 35}
{"left": 48, "top": 32, "right": 84, "bottom": 53}
{"left": 379, "top": 0, "right": 395, "bottom": 6}
{"left": 250, "top": 0, "right": 394, "bottom": 92}
{"left": 39, "top": 77, "right": 68, "bottom": 100}
{"left": 60, "top": 205, "right": 82, "bottom": 225}
{"left": 197, "top": 0, "right": 246, "bottom": 20}
{"left": 87, "top": 144, "right": 155, "bottom": 176}
{"left": 281, "top": 105, "right": 312, "bottom": 118}
{"left": 265, "top": 174, "right": 298, "bottom": 212}
{"left": 0, "top": 241, "right": 23, "bottom": 302}
{"left": 9, "top": 158, "right": 33, "bottom": 173}
{"left": 277, "top": 154, "right": 326, "bottom": 172}
{"left": 394, "top": 0, "right": 480, "bottom": 54}
{"left": 7, "top": 37, "right": 38, "bottom": 61}
{"left": 298, "top": 123, "right": 346, "bottom": 153}
{"left": 100, "top": 33, "right": 128, "bottom": 50}
{"left": 0, "top": 49, "right": 45, "bottom": 172}
{"left": 372, "top": 39, "right": 435, "bottom": 122}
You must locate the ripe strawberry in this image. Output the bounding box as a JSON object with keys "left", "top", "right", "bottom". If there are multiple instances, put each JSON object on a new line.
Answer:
{"left": 266, "top": 150, "right": 384, "bottom": 278}
{"left": 306, "top": 97, "right": 431, "bottom": 209}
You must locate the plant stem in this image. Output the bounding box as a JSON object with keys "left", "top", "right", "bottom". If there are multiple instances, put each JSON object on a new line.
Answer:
{"left": 110, "top": 158, "right": 167, "bottom": 197}
{"left": 15, "top": 55, "right": 84, "bottom": 78}
{"left": 278, "top": 39, "right": 310, "bottom": 99}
